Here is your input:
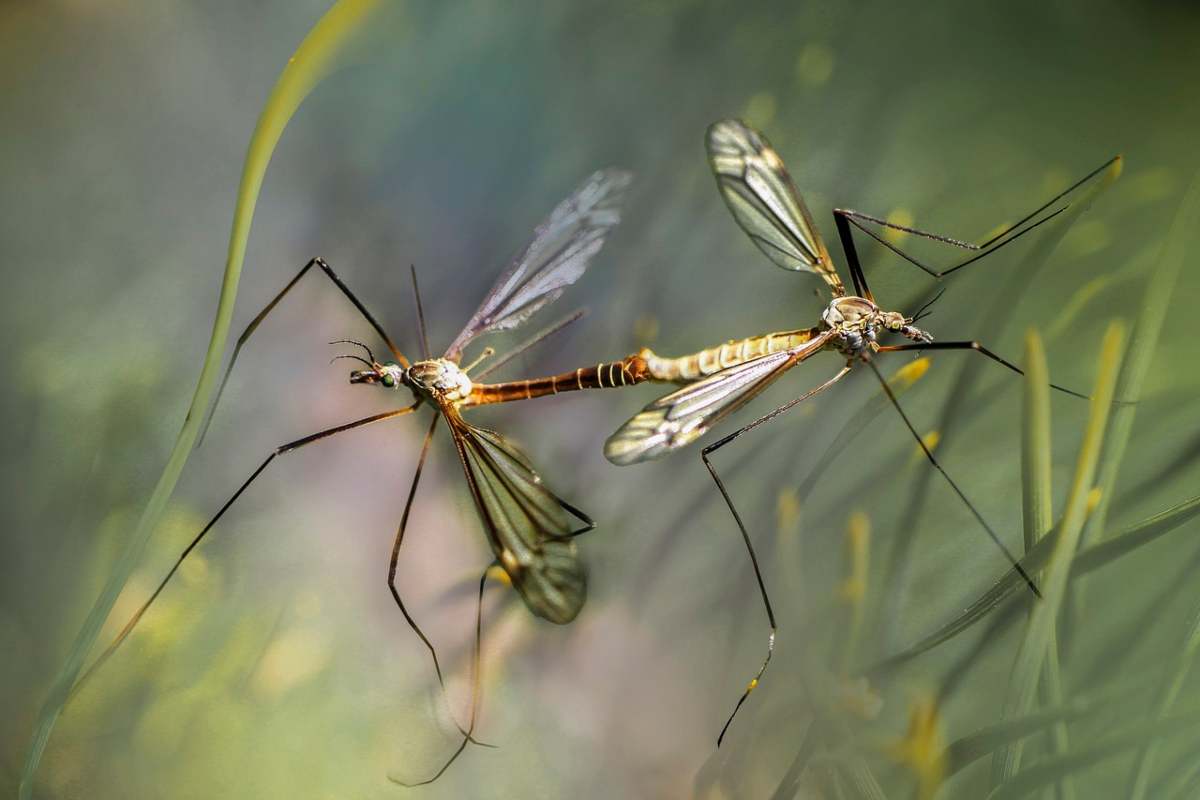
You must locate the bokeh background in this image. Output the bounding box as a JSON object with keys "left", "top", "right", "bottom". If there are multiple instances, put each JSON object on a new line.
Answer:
{"left": 4, "top": 1, "right": 1200, "bottom": 797}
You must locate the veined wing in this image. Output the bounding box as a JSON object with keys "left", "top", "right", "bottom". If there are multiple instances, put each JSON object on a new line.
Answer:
{"left": 604, "top": 331, "right": 833, "bottom": 465}
{"left": 444, "top": 169, "right": 633, "bottom": 360}
{"left": 707, "top": 119, "right": 845, "bottom": 297}
{"left": 445, "top": 407, "right": 586, "bottom": 624}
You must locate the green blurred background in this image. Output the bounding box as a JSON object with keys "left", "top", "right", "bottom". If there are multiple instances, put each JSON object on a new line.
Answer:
{"left": 3, "top": 1, "right": 1200, "bottom": 797}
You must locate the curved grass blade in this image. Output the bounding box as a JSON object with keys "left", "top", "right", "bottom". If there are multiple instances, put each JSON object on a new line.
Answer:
{"left": 18, "top": 3, "right": 394, "bottom": 796}
{"left": 990, "top": 322, "right": 1125, "bottom": 785}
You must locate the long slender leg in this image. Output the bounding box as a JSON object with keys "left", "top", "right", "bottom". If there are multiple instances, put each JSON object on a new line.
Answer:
{"left": 389, "top": 493, "right": 592, "bottom": 784}
{"left": 409, "top": 265, "right": 431, "bottom": 361}
{"left": 198, "top": 257, "right": 407, "bottom": 444}
{"left": 878, "top": 340, "right": 1087, "bottom": 400}
{"left": 833, "top": 212, "right": 875, "bottom": 302}
{"left": 393, "top": 563, "right": 494, "bottom": 787}
{"left": 700, "top": 366, "right": 852, "bottom": 747}
{"left": 860, "top": 357, "right": 1040, "bottom": 597}
{"left": 833, "top": 156, "right": 1119, "bottom": 282}
{"left": 387, "top": 414, "right": 451, "bottom": 681}
{"left": 71, "top": 404, "right": 420, "bottom": 698}
{"left": 557, "top": 497, "right": 597, "bottom": 539}
{"left": 383, "top": 412, "right": 489, "bottom": 745}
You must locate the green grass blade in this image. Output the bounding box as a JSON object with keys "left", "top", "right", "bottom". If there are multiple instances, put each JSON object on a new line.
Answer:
{"left": 989, "top": 322, "right": 1125, "bottom": 785}
{"left": 17, "top": 3, "right": 393, "bottom": 797}
{"left": 1022, "top": 329, "right": 1053, "bottom": 556}
{"left": 943, "top": 679, "right": 1145, "bottom": 776}
{"left": 984, "top": 704, "right": 1200, "bottom": 800}
{"left": 1125, "top": 603, "right": 1200, "bottom": 798}
{"left": 1073, "top": 493, "right": 1200, "bottom": 572}
{"left": 1070, "top": 165, "right": 1200, "bottom": 624}
{"left": 1021, "top": 328, "right": 1074, "bottom": 800}
{"left": 869, "top": 490, "right": 1200, "bottom": 675}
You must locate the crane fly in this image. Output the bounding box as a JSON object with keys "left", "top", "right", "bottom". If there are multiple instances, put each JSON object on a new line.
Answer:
{"left": 77, "top": 169, "right": 656, "bottom": 785}
{"left": 605, "top": 118, "right": 1120, "bottom": 745}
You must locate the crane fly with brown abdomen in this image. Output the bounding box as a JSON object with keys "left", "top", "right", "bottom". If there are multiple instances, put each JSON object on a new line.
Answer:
{"left": 605, "top": 119, "right": 1120, "bottom": 745}
{"left": 77, "top": 169, "right": 655, "bottom": 785}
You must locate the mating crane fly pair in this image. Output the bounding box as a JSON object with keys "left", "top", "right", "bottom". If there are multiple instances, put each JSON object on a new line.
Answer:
{"left": 606, "top": 121, "right": 1116, "bottom": 743}
{"left": 79, "top": 119, "right": 1118, "bottom": 783}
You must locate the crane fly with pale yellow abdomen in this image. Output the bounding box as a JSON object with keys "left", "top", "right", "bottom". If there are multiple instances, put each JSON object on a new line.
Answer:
{"left": 605, "top": 119, "right": 1120, "bottom": 745}
{"left": 76, "top": 169, "right": 657, "bottom": 785}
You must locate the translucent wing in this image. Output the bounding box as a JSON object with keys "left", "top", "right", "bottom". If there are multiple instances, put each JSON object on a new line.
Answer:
{"left": 444, "top": 169, "right": 633, "bottom": 360}
{"left": 707, "top": 119, "right": 845, "bottom": 297}
{"left": 604, "top": 332, "right": 833, "bottom": 465}
{"left": 445, "top": 408, "right": 586, "bottom": 624}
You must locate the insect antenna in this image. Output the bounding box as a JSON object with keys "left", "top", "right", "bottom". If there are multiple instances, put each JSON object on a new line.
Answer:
{"left": 911, "top": 287, "right": 947, "bottom": 324}
{"left": 329, "top": 338, "right": 377, "bottom": 363}
{"left": 411, "top": 264, "right": 431, "bottom": 360}
{"left": 328, "top": 354, "right": 374, "bottom": 369}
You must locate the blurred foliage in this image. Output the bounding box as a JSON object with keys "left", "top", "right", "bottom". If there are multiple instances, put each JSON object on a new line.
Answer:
{"left": 3, "top": 1, "right": 1200, "bottom": 798}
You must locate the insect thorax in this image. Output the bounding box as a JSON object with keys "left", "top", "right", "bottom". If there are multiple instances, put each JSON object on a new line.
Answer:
{"left": 821, "top": 296, "right": 906, "bottom": 355}
{"left": 405, "top": 358, "right": 473, "bottom": 403}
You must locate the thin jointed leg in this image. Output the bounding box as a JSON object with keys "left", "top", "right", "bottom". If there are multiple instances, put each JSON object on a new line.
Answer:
{"left": 557, "top": 497, "right": 597, "bottom": 539}
{"left": 700, "top": 366, "right": 851, "bottom": 747}
{"left": 409, "top": 265, "right": 432, "bottom": 361}
{"left": 861, "top": 357, "right": 1040, "bottom": 597}
{"left": 72, "top": 404, "right": 419, "bottom": 698}
{"left": 394, "top": 563, "right": 494, "bottom": 787}
{"left": 832, "top": 156, "right": 1119, "bottom": 282}
{"left": 199, "top": 257, "right": 407, "bottom": 443}
{"left": 878, "top": 340, "right": 1087, "bottom": 399}
{"left": 383, "top": 414, "right": 488, "bottom": 746}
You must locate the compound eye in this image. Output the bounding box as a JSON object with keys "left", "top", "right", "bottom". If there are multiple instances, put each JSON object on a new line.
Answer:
{"left": 381, "top": 373, "right": 396, "bottom": 388}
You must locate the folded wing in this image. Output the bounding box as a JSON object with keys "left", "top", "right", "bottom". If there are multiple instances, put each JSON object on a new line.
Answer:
{"left": 605, "top": 332, "right": 832, "bottom": 465}
{"left": 707, "top": 119, "right": 844, "bottom": 297}
{"left": 446, "top": 409, "right": 587, "bottom": 624}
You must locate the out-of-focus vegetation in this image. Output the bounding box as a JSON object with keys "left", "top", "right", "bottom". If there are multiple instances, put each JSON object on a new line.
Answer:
{"left": 3, "top": 1, "right": 1200, "bottom": 798}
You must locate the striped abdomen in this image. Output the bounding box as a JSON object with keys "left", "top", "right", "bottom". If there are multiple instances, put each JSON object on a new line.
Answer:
{"left": 641, "top": 326, "right": 822, "bottom": 382}
{"left": 466, "top": 354, "right": 650, "bottom": 406}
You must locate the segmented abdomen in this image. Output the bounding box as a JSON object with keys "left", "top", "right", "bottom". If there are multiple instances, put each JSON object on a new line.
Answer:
{"left": 641, "top": 326, "right": 822, "bottom": 382}
{"left": 466, "top": 354, "right": 650, "bottom": 406}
